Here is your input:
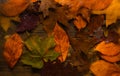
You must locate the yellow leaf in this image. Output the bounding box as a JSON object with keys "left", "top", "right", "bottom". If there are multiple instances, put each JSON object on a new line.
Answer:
{"left": 92, "top": 0, "right": 120, "bottom": 26}
{"left": 3, "top": 33, "right": 23, "bottom": 68}
{"left": 53, "top": 23, "right": 70, "bottom": 62}
{"left": 0, "top": 15, "right": 20, "bottom": 31}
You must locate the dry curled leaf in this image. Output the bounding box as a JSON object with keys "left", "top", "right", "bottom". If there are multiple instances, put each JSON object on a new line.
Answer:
{"left": 73, "top": 16, "right": 87, "bottom": 31}
{"left": 95, "top": 41, "right": 120, "bottom": 56}
{"left": 90, "top": 60, "right": 120, "bottom": 76}
{"left": 3, "top": 33, "right": 23, "bottom": 68}
{"left": 53, "top": 23, "right": 70, "bottom": 62}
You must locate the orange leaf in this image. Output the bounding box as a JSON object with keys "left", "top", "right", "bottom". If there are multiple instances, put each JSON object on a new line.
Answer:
{"left": 84, "top": 0, "right": 113, "bottom": 10}
{"left": 54, "top": 0, "right": 113, "bottom": 12}
{"left": 53, "top": 23, "right": 70, "bottom": 62}
{"left": 90, "top": 60, "right": 120, "bottom": 76}
{"left": 0, "top": 0, "right": 31, "bottom": 16}
{"left": 73, "top": 16, "right": 87, "bottom": 30}
{"left": 3, "top": 33, "right": 23, "bottom": 68}
{"left": 95, "top": 41, "right": 120, "bottom": 56}
{"left": 30, "top": 0, "right": 37, "bottom": 3}
{"left": 101, "top": 53, "right": 120, "bottom": 63}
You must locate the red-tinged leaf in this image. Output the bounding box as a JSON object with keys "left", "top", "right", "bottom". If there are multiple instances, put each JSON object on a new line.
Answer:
{"left": 16, "top": 12, "right": 39, "bottom": 32}
{"left": 53, "top": 23, "right": 70, "bottom": 62}
{"left": 3, "top": 33, "right": 23, "bottom": 68}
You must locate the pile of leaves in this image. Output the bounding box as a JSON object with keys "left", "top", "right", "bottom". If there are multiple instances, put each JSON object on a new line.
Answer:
{"left": 0, "top": 0, "right": 120, "bottom": 75}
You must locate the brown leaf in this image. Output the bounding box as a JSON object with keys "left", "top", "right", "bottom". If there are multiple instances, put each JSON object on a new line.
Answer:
{"left": 43, "top": 6, "right": 70, "bottom": 34}
{"left": 70, "top": 15, "right": 105, "bottom": 53}
{"left": 3, "top": 33, "right": 23, "bottom": 68}
{"left": 53, "top": 23, "right": 70, "bottom": 62}
{"left": 90, "top": 60, "right": 120, "bottom": 76}
{"left": 95, "top": 41, "right": 120, "bottom": 56}
{"left": 73, "top": 16, "right": 87, "bottom": 31}
{"left": 39, "top": 0, "right": 56, "bottom": 17}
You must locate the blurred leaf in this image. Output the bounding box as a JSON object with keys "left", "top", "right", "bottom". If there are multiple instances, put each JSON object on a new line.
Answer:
{"left": 54, "top": 0, "right": 113, "bottom": 12}
{"left": 70, "top": 15, "right": 105, "bottom": 54}
{"left": 16, "top": 12, "right": 39, "bottom": 32}
{"left": 43, "top": 6, "right": 70, "bottom": 34}
{"left": 92, "top": 0, "right": 120, "bottom": 26}
{"left": 90, "top": 60, "right": 120, "bottom": 76}
{"left": 39, "top": 0, "right": 56, "bottom": 17}
{"left": 21, "top": 35, "right": 59, "bottom": 69}
{"left": 95, "top": 41, "right": 120, "bottom": 56}
{"left": 101, "top": 53, "right": 120, "bottom": 63}
{"left": 95, "top": 41, "right": 120, "bottom": 62}
{"left": 53, "top": 23, "right": 70, "bottom": 62}
{"left": 73, "top": 16, "right": 87, "bottom": 31}
{"left": 0, "top": 15, "right": 20, "bottom": 31}
{"left": 3, "top": 33, "right": 23, "bottom": 68}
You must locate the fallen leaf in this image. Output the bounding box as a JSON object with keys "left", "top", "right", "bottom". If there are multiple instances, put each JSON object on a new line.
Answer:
{"left": 78, "top": 8, "right": 90, "bottom": 22}
{"left": 21, "top": 35, "right": 59, "bottom": 69}
{"left": 95, "top": 41, "right": 120, "bottom": 56}
{"left": 0, "top": 0, "right": 31, "bottom": 16}
{"left": 105, "top": 29, "right": 120, "bottom": 44}
{"left": 0, "top": 15, "right": 20, "bottom": 31}
{"left": 43, "top": 6, "right": 70, "bottom": 34}
{"left": 3, "top": 33, "right": 23, "bottom": 68}
{"left": 54, "top": 0, "right": 112, "bottom": 12}
{"left": 101, "top": 53, "right": 120, "bottom": 62}
{"left": 39, "top": 0, "right": 56, "bottom": 17}
{"left": 54, "top": 0, "right": 83, "bottom": 13}
{"left": 30, "top": 0, "right": 37, "bottom": 3}
{"left": 53, "top": 23, "right": 70, "bottom": 62}
{"left": 16, "top": 12, "right": 39, "bottom": 32}
{"left": 92, "top": 0, "right": 120, "bottom": 26}
{"left": 84, "top": 0, "right": 113, "bottom": 10}
{"left": 73, "top": 16, "right": 87, "bottom": 31}
{"left": 70, "top": 15, "right": 105, "bottom": 53}
{"left": 90, "top": 60, "right": 120, "bottom": 76}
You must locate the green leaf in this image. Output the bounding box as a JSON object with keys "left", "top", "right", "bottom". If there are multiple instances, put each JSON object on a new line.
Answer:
{"left": 21, "top": 35, "right": 59, "bottom": 69}
{"left": 44, "top": 50, "right": 60, "bottom": 61}
{"left": 21, "top": 56, "right": 44, "bottom": 69}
